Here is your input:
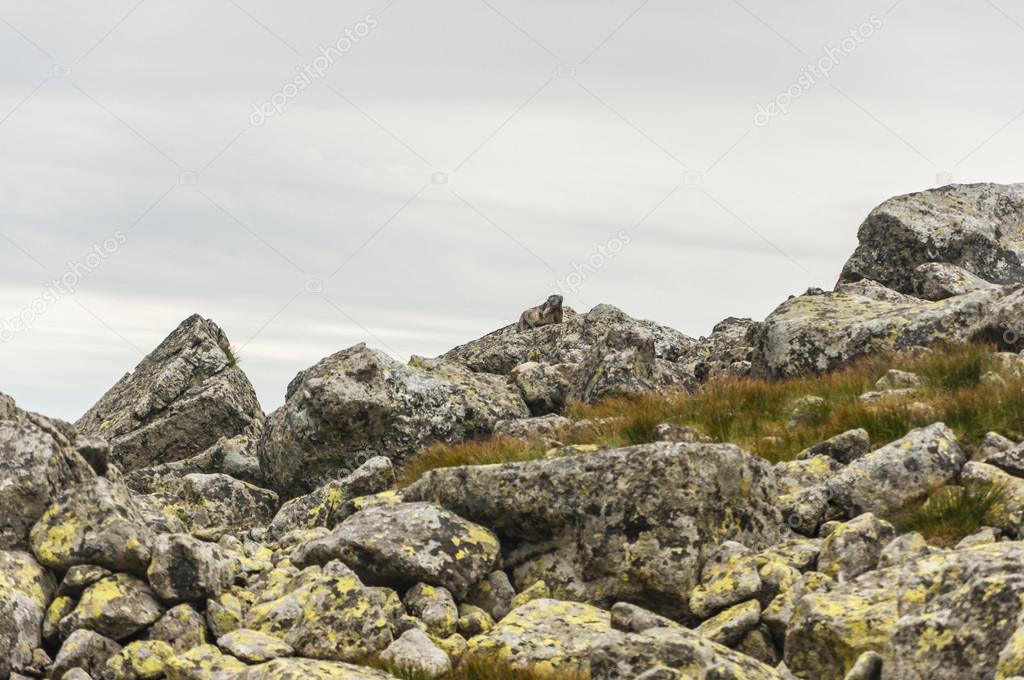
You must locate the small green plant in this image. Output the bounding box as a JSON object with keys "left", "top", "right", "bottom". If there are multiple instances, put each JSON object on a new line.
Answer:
{"left": 225, "top": 345, "right": 240, "bottom": 368}
{"left": 892, "top": 483, "right": 1006, "bottom": 546}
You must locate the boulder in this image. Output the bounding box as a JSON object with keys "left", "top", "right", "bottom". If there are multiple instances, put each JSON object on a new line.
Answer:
{"left": 835, "top": 279, "right": 920, "bottom": 304}
{"left": 441, "top": 304, "right": 697, "bottom": 375}
{"left": 507, "top": 362, "right": 576, "bottom": 415}
{"left": 589, "top": 625, "right": 788, "bottom": 679}
{"left": 912, "top": 262, "right": 999, "bottom": 301}
{"left": 59, "top": 573, "right": 164, "bottom": 640}
{"left": 245, "top": 560, "right": 401, "bottom": 661}
{"left": 685, "top": 317, "right": 760, "bottom": 382}
{"left": 50, "top": 628, "right": 122, "bottom": 680}
{"left": 380, "top": 628, "right": 452, "bottom": 678}
{"left": 0, "top": 395, "right": 98, "bottom": 551}
{"left": 258, "top": 344, "right": 529, "bottom": 498}
{"left": 751, "top": 288, "right": 1003, "bottom": 378}
{"left": 693, "top": 599, "right": 762, "bottom": 646}
{"left": 292, "top": 502, "right": 500, "bottom": 599}
{"left": 123, "top": 435, "right": 263, "bottom": 495}
{"left": 266, "top": 456, "right": 394, "bottom": 539}
{"left": 149, "top": 472, "right": 278, "bottom": 538}
{"left": 817, "top": 513, "right": 894, "bottom": 581}
{"left": 406, "top": 442, "right": 784, "bottom": 617}
{"left": 838, "top": 183, "right": 1024, "bottom": 293}
{"left": 235, "top": 658, "right": 396, "bottom": 679}
{"left": 164, "top": 643, "right": 246, "bottom": 680}
{"left": 465, "top": 570, "right": 517, "bottom": 622}
{"left": 75, "top": 314, "right": 263, "bottom": 471}
{"left": 0, "top": 550, "right": 55, "bottom": 678}
{"left": 467, "top": 598, "right": 611, "bottom": 673}
{"left": 144, "top": 604, "right": 208, "bottom": 652}
{"left": 403, "top": 583, "right": 458, "bottom": 638}
{"left": 216, "top": 629, "right": 293, "bottom": 663}
{"left": 147, "top": 533, "right": 234, "bottom": 603}
{"left": 961, "top": 462, "right": 1024, "bottom": 536}
{"left": 29, "top": 477, "right": 155, "bottom": 575}
{"left": 104, "top": 639, "right": 175, "bottom": 680}
{"left": 796, "top": 429, "right": 871, "bottom": 465}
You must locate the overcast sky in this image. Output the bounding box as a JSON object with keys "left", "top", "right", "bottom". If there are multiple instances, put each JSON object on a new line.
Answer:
{"left": 1, "top": 0, "right": 1022, "bottom": 420}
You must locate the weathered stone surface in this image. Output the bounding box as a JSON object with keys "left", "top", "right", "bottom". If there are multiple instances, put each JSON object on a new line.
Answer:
{"left": 796, "top": 429, "right": 871, "bottom": 465}
{"left": 235, "top": 658, "right": 396, "bottom": 679}
{"left": 981, "top": 441, "right": 1024, "bottom": 478}
{"left": 507, "top": 362, "right": 576, "bottom": 416}
{"left": 442, "top": 304, "right": 696, "bottom": 375}
{"left": 150, "top": 472, "right": 278, "bottom": 538}
{"left": 407, "top": 442, "right": 783, "bottom": 617}
{"left": 763, "top": 571, "right": 833, "bottom": 643}
{"left": 259, "top": 344, "right": 529, "bottom": 498}
{"left": 29, "top": 477, "right": 155, "bottom": 575}
{"left": 380, "top": 628, "right": 451, "bottom": 678}
{"left": 467, "top": 599, "right": 611, "bottom": 673}
{"left": 590, "top": 625, "right": 788, "bottom": 679}
{"left": 610, "top": 602, "right": 682, "bottom": 633}
{"left": 123, "top": 435, "right": 263, "bottom": 495}
{"left": 75, "top": 314, "right": 263, "bottom": 471}
{"left": 835, "top": 279, "right": 920, "bottom": 304}
{"left": 751, "top": 288, "right": 1003, "bottom": 378}
{"left": 403, "top": 583, "right": 458, "bottom": 638}
{"left": 217, "top": 628, "right": 293, "bottom": 663}
{"left": 786, "top": 542, "right": 1024, "bottom": 680}
{"left": 51, "top": 628, "right": 122, "bottom": 680}
{"left": 838, "top": 183, "right": 1024, "bottom": 293}
{"left": 694, "top": 599, "right": 762, "bottom": 647}
{"left": 0, "top": 550, "right": 55, "bottom": 679}
{"left": 912, "top": 262, "right": 999, "bottom": 301}
{"left": 0, "top": 395, "right": 95, "bottom": 550}
{"left": 817, "top": 513, "right": 894, "bottom": 582}
{"left": 57, "top": 564, "right": 112, "bottom": 598}
{"left": 164, "top": 643, "right": 246, "bottom": 680}
{"left": 962, "top": 461, "right": 1024, "bottom": 536}
{"left": 775, "top": 456, "right": 844, "bottom": 497}
{"left": 147, "top": 533, "right": 233, "bottom": 603}
{"left": 104, "top": 639, "right": 174, "bottom": 680}
{"left": 245, "top": 560, "right": 400, "bottom": 661}
{"left": 689, "top": 548, "right": 762, "bottom": 620}
{"left": 465, "top": 570, "right": 517, "bottom": 622}
{"left": 144, "top": 604, "right": 208, "bottom": 652}
{"left": 457, "top": 603, "right": 494, "bottom": 637}
{"left": 266, "top": 456, "right": 394, "bottom": 540}
{"left": 877, "top": 532, "right": 930, "bottom": 569}
{"left": 292, "top": 502, "right": 499, "bottom": 599}
{"left": 687, "top": 317, "right": 760, "bottom": 382}
{"left": 59, "top": 573, "right": 164, "bottom": 640}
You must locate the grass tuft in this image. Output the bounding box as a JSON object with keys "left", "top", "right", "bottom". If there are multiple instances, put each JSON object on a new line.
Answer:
{"left": 368, "top": 656, "right": 588, "bottom": 680}
{"left": 892, "top": 483, "right": 1006, "bottom": 546}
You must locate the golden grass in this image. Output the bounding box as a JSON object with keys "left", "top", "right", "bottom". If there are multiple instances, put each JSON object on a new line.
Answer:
{"left": 396, "top": 343, "right": 1024, "bottom": 484}
{"left": 890, "top": 482, "right": 1006, "bottom": 546}
{"left": 369, "top": 656, "right": 588, "bottom": 680}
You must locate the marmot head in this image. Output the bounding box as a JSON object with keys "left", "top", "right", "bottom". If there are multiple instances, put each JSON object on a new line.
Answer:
{"left": 545, "top": 294, "right": 563, "bottom": 309}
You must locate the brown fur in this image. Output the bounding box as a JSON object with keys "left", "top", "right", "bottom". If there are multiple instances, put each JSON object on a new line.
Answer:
{"left": 517, "top": 295, "right": 564, "bottom": 332}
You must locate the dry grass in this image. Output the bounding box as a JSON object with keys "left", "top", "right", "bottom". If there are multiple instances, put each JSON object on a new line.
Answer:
{"left": 396, "top": 343, "right": 1024, "bottom": 483}
{"left": 891, "top": 482, "right": 1006, "bottom": 546}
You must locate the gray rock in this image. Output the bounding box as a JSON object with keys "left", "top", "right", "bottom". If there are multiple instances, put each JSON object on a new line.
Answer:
{"left": 51, "top": 629, "right": 122, "bottom": 680}
{"left": 610, "top": 602, "right": 682, "bottom": 633}
{"left": 123, "top": 435, "right": 263, "bottom": 495}
{"left": 406, "top": 442, "right": 784, "bottom": 618}
{"left": 0, "top": 395, "right": 96, "bottom": 550}
{"left": 817, "top": 513, "right": 894, "bottom": 582}
{"left": 962, "top": 462, "right": 1024, "bottom": 536}
{"left": 403, "top": 583, "right": 458, "bottom": 638}
{"left": 981, "top": 441, "right": 1024, "bottom": 478}
{"left": 217, "top": 629, "right": 294, "bottom": 663}
{"left": 144, "top": 604, "right": 208, "bottom": 652}
{"left": 465, "top": 570, "right": 517, "bottom": 622}
{"left": 912, "top": 262, "right": 999, "bottom": 301}
{"left": 147, "top": 534, "right": 233, "bottom": 604}
{"left": 695, "top": 599, "right": 762, "bottom": 647}
{"left": 442, "top": 303, "right": 697, "bottom": 375}
{"left": 235, "top": 658, "right": 396, "bottom": 679}
{"left": 380, "top": 628, "right": 451, "bottom": 678}
{"left": 0, "top": 550, "right": 55, "bottom": 679}
{"left": 292, "top": 502, "right": 499, "bottom": 599}
{"left": 837, "top": 183, "right": 1024, "bottom": 292}
{"left": 762, "top": 571, "right": 833, "bottom": 643}
{"left": 59, "top": 573, "right": 164, "bottom": 640}
{"left": 29, "top": 477, "right": 155, "bottom": 575}
{"left": 75, "top": 314, "right": 263, "bottom": 471}
{"left": 266, "top": 456, "right": 395, "bottom": 539}
{"left": 874, "top": 369, "right": 922, "bottom": 391}
{"left": 835, "top": 279, "right": 920, "bottom": 304}
{"left": 57, "top": 565, "right": 112, "bottom": 598}
{"left": 844, "top": 651, "right": 883, "bottom": 680}
{"left": 797, "top": 429, "right": 871, "bottom": 465}
{"left": 258, "top": 344, "right": 529, "bottom": 498}
{"left": 877, "top": 532, "right": 931, "bottom": 568}
{"left": 493, "top": 413, "right": 572, "bottom": 441}
{"left": 507, "top": 362, "right": 576, "bottom": 416}
{"left": 149, "top": 472, "right": 278, "bottom": 539}
{"left": 687, "top": 317, "right": 760, "bottom": 383}
{"left": 589, "top": 625, "right": 788, "bottom": 680}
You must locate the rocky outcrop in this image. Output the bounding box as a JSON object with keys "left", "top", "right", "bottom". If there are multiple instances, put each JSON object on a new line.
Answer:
{"left": 0, "top": 550, "right": 55, "bottom": 678}
{"left": 407, "top": 442, "right": 784, "bottom": 617}
{"left": 838, "top": 183, "right": 1024, "bottom": 293}
{"left": 75, "top": 315, "right": 264, "bottom": 471}
{"left": 258, "top": 344, "right": 529, "bottom": 498}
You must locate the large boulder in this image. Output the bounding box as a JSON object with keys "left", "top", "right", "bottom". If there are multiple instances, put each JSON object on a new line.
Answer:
{"left": 258, "top": 344, "right": 529, "bottom": 498}
{"left": 58, "top": 573, "right": 164, "bottom": 640}
{"left": 29, "top": 476, "right": 156, "bottom": 575}
{"left": 406, "top": 442, "right": 784, "bottom": 618}
{"left": 441, "top": 304, "right": 697, "bottom": 375}
{"left": 146, "top": 472, "right": 278, "bottom": 539}
{"left": 785, "top": 541, "right": 1024, "bottom": 680}
{"left": 838, "top": 183, "right": 1024, "bottom": 293}
{"left": 750, "top": 286, "right": 1008, "bottom": 378}
{"left": 75, "top": 314, "right": 264, "bottom": 471}
{"left": 0, "top": 550, "right": 55, "bottom": 678}
{"left": 123, "top": 435, "right": 263, "bottom": 495}
{"left": 292, "top": 502, "right": 500, "bottom": 599}
{"left": 0, "top": 393, "right": 96, "bottom": 549}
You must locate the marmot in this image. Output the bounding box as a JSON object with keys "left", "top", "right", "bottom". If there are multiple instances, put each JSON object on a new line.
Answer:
{"left": 517, "top": 295, "right": 564, "bottom": 332}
